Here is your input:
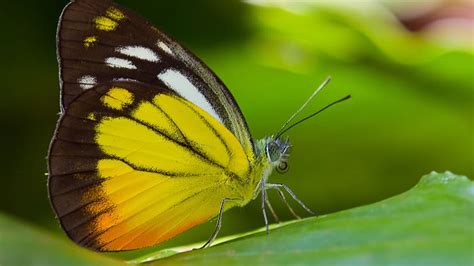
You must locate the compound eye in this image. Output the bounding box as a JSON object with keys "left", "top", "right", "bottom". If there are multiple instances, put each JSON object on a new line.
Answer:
{"left": 276, "top": 161, "right": 289, "bottom": 174}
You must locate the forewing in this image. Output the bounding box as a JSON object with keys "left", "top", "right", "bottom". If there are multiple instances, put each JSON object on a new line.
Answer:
{"left": 57, "top": 0, "right": 254, "bottom": 155}
{"left": 48, "top": 81, "right": 250, "bottom": 251}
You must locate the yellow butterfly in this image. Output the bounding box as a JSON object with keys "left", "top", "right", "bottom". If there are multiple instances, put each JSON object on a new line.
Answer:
{"left": 48, "top": 0, "right": 348, "bottom": 251}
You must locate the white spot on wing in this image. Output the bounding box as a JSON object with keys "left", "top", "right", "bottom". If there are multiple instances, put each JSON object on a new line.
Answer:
{"left": 157, "top": 41, "right": 173, "bottom": 55}
{"left": 157, "top": 69, "right": 222, "bottom": 123}
{"left": 78, "top": 75, "right": 97, "bottom": 90}
{"left": 105, "top": 57, "right": 137, "bottom": 69}
{"left": 113, "top": 77, "right": 138, "bottom": 82}
{"left": 116, "top": 46, "right": 159, "bottom": 62}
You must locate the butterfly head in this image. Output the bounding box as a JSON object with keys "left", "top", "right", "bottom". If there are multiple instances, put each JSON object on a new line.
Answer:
{"left": 258, "top": 136, "right": 291, "bottom": 173}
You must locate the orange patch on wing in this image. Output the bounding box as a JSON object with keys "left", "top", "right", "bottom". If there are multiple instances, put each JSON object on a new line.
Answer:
{"left": 93, "top": 211, "right": 120, "bottom": 233}
{"left": 100, "top": 213, "right": 212, "bottom": 250}
{"left": 92, "top": 185, "right": 225, "bottom": 251}
{"left": 153, "top": 215, "right": 209, "bottom": 247}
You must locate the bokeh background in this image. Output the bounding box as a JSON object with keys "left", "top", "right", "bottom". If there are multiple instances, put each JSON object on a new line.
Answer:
{"left": 1, "top": 0, "right": 472, "bottom": 257}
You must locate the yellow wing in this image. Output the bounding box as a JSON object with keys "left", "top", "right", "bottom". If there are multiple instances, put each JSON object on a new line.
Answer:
{"left": 48, "top": 81, "right": 255, "bottom": 251}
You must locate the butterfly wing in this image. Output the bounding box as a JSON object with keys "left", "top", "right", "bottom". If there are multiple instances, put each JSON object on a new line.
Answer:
{"left": 48, "top": 81, "right": 252, "bottom": 251}
{"left": 57, "top": 0, "right": 253, "bottom": 155}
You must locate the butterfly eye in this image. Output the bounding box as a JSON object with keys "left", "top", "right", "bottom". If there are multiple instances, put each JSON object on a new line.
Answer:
{"left": 276, "top": 161, "right": 289, "bottom": 174}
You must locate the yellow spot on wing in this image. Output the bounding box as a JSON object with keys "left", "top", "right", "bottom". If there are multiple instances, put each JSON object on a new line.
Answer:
{"left": 101, "top": 87, "right": 134, "bottom": 110}
{"left": 84, "top": 36, "right": 97, "bottom": 48}
{"left": 87, "top": 113, "right": 97, "bottom": 121}
{"left": 106, "top": 7, "right": 126, "bottom": 21}
{"left": 94, "top": 16, "right": 118, "bottom": 31}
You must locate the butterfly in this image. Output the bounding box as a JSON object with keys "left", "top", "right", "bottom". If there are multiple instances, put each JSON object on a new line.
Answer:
{"left": 48, "top": 0, "right": 342, "bottom": 252}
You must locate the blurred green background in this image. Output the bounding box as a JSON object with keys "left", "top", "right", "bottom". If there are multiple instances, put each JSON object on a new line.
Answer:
{"left": 0, "top": 0, "right": 472, "bottom": 256}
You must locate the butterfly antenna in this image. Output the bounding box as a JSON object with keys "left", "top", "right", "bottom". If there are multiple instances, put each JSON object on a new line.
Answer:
{"left": 275, "top": 76, "right": 331, "bottom": 137}
{"left": 275, "top": 94, "right": 351, "bottom": 139}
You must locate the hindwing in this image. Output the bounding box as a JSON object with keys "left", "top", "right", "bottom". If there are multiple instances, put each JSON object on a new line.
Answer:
{"left": 48, "top": 81, "right": 251, "bottom": 250}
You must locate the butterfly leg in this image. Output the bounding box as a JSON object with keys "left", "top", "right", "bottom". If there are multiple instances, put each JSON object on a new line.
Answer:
{"left": 260, "top": 178, "right": 271, "bottom": 235}
{"left": 265, "top": 192, "right": 280, "bottom": 223}
{"left": 266, "top": 183, "right": 315, "bottom": 215}
{"left": 270, "top": 186, "right": 301, "bottom": 219}
{"left": 199, "top": 197, "right": 234, "bottom": 249}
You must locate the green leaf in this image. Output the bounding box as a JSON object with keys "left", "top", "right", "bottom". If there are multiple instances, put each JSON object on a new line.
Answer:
{"left": 0, "top": 172, "right": 472, "bottom": 266}
{"left": 139, "top": 172, "right": 473, "bottom": 265}
{"left": 0, "top": 214, "right": 125, "bottom": 266}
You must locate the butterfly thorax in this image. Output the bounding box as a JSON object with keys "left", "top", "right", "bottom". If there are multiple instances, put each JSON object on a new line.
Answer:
{"left": 233, "top": 137, "right": 290, "bottom": 206}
